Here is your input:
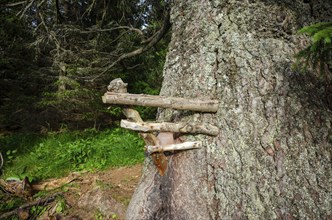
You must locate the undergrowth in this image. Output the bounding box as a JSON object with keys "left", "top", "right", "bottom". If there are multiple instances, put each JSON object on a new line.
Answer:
{"left": 0, "top": 128, "right": 145, "bottom": 181}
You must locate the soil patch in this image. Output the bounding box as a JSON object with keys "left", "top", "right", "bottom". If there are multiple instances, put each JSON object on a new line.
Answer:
{"left": 1, "top": 164, "right": 143, "bottom": 220}
{"left": 62, "top": 164, "right": 142, "bottom": 219}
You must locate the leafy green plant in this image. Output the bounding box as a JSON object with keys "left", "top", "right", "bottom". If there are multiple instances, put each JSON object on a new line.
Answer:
{"left": 95, "top": 210, "right": 104, "bottom": 220}
{"left": 295, "top": 22, "right": 332, "bottom": 76}
{"left": 6, "top": 149, "right": 17, "bottom": 164}
{"left": 0, "top": 192, "right": 25, "bottom": 215}
{"left": 55, "top": 196, "right": 67, "bottom": 214}
{"left": 30, "top": 205, "right": 47, "bottom": 217}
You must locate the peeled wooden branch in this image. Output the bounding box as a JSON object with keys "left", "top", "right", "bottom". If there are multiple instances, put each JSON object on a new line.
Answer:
{"left": 103, "top": 92, "right": 219, "bottom": 112}
{"left": 145, "top": 141, "right": 202, "bottom": 154}
{"left": 123, "top": 108, "right": 168, "bottom": 176}
{"left": 121, "top": 120, "right": 218, "bottom": 136}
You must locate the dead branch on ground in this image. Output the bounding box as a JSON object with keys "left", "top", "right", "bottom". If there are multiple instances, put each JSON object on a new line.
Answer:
{"left": 0, "top": 193, "right": 62, "bottom": 219}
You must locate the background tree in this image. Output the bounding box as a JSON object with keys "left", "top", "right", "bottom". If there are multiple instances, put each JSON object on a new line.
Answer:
{"left": 127, "top": 0, "right": 332, "bottom": 219}
{"left": 0, "top": 1, "right": 39, "bottom": 131}
{"left": 0, "top": 0, "right": 170, "bottom": 131}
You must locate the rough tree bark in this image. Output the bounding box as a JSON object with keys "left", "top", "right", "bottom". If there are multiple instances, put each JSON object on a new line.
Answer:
{"left": 127, "top": 1, "right": 332, "bottom": 219}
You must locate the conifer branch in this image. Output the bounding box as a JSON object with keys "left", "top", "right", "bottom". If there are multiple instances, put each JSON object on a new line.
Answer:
{"left": 90, "top": 9, "right": 171, "bottom": 81}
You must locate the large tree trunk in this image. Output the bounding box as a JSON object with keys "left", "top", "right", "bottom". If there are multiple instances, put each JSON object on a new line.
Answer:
{"left": 127, "top": 1, "right": 332, "bottom": 219}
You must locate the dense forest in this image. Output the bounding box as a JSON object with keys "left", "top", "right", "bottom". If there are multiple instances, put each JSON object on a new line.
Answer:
{"left": 0, "top": 0, "right": 331, "bottom": 219}
{"left": 0, "top": 0, "right": 170, "bottom": 132}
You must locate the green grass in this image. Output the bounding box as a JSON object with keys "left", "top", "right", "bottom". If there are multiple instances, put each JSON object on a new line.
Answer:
{"left": 0, "top": 128, "right": 145, "bottom": 181}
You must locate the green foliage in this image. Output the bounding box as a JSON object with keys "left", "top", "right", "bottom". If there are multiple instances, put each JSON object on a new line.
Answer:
{"left": 295, "top": 22, "right": 332, "bottom": 76}
{"left": 38, "top": 85, "right": 106, "bottom": 126}
{"left": 0, "top": 5, "right": 42, "bottom": 129}
{"left": 104, "top": 106, "right": 123, "bottom": 119}
{"left": 30, "top": 205, "right": 48, "bottom": 217}
{"left": 0, "top": 0, "right": 169, "bottom": 131}
{"left": 55, "top": 196, "right": 67, "bottom": 214}
{"left": 0, "top": 129, "right": 145, "bottom": 181}
{"left": 0, "top": 133, "right": 41, "bottom": 158}
{"left": 0, "top": 192, "right": 25, "bottom": 216}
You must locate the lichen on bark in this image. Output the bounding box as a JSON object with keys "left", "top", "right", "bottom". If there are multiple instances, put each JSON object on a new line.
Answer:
{"left": 127, "top": 1, "right": 332, "bottom": 219}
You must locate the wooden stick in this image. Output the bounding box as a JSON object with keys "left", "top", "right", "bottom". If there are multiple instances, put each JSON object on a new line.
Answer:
{"left": 121, "top": 120, "right": 218, "bottom": 136}
{"left": 122, "top": 108, "right": 168, "bottom": 176}
{"left": 145, "top": 141, "right": 202, "bottom": 154}
{"left": 102, "top": 92, "right": 219, "bottom": 112}
{"left": 0, "top": 152, "right": 3, "bottom": 170}
{"left": 31, "top": 174, "right": 79, "bottom": 191}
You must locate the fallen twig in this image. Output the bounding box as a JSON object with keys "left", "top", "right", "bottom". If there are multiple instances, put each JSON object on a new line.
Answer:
{"left": 31, "top": 174, "right": 79, "bottom": 191}
{"left": 0, "top": 152, "right": 3, "bottom": 170}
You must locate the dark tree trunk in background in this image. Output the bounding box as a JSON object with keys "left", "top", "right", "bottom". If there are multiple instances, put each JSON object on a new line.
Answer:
{"left": 127, "top": 1, "right": 332, "bottom": 219}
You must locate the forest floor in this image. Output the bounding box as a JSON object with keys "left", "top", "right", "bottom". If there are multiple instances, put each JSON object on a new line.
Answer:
{"left": 0, "top": 164, "right": 143, "bottom": 220}
{"left": 59, "top": 164, "right": 142, "bottom": 220}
